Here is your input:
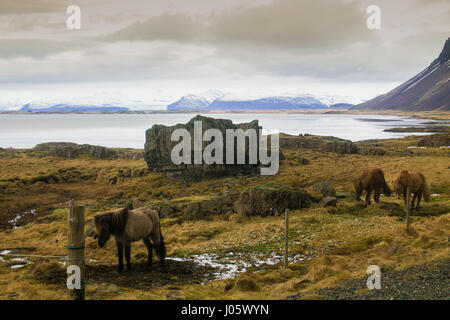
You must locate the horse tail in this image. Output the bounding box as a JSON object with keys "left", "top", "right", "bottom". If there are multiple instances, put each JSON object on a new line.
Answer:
{"left": 156, "top": 223, "right": 166, "bottom": 262}
{"left": 422, "top": 178, "right": 431, "bottom": 202}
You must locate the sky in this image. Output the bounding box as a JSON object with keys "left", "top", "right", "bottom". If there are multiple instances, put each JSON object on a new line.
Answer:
{"left": 0, "top": 0, "right": 448, "bottom": 109}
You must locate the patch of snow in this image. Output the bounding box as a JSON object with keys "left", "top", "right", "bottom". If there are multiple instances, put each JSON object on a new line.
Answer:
{"left": 167, "top": 252, "right": 308, "bottom": 281}
{"left": 8, "top": 209, "right": 37, "bottom": 228}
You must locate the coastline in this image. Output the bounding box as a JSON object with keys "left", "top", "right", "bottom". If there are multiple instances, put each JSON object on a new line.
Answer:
{"left": 1, "top": 109, "right": 449, "bottom": 120}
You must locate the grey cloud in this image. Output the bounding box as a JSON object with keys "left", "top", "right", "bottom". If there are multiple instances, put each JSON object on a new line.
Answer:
{"left": 102, "top": 13, "right": 205, "bottom": 42}
{"left": 0, "top": 39, "right": 94, "bottom": 59}
{"left": 103, "top": 0, "right": 375, "bottom": 49}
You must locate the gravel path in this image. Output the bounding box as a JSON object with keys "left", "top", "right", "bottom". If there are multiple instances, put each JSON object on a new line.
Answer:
{"left": 291, "top": 259, "right": 449, "bottom": 300}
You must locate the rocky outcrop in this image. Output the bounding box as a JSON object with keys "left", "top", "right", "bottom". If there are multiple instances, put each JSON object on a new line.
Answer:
{"left": 310, "top": 181, "right": 336, "bottom": 198}
{"left": 234, "top": 183, "right": 310, "bottom": 217}
{"left": 279, "top": 134, "right": 358, "bottom": 154}
{"left": 31, "top": 142, "right": 117, "bottom": 159}
{"left": 418, "top": 133, "right": 450, "bottom": 147}
{"left": 144, "top": 115, "right": 261, "bottom": 180}
{"left": 0, "top": 148, "right": 15, "bottom": 158}
{"left": 26, "top": 142, "right": 142, "bottom": 160}
{"left": 182, "top": 193, "right": 239, "bottom": 219}
{"left": 148, "top": 193, "right": 239, "bottom": 219}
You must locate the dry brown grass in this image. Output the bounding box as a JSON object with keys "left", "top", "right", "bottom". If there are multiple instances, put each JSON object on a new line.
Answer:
{"left": 0, "top": 134, "right": 449, "bottom": 299}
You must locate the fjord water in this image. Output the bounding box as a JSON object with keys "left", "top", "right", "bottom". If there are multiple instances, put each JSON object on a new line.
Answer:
{"left": 0, "top": 113, "right": 435, "bottom": 149}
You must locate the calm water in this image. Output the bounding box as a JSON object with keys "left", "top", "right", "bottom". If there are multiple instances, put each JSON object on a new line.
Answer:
{"left": 0, "top": 113, "right": 437, "bottom": 149}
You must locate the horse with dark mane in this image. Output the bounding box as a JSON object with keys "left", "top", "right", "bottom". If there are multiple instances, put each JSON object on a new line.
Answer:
{"left": 393, "top": 170, "right": 431, "bottom": 209}
{"left": 93, "top": 206, "right": 166, "bottom": 273}
{"left": 353, "top": 168, "right": 391, "bottom": 207}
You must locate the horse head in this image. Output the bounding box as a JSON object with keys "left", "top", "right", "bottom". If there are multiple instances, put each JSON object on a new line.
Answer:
{"left": 353, "top": 178, "right": 363, "bottom": 200}
{"left": 94, "top": 213, "right": 113, "bottom": 247}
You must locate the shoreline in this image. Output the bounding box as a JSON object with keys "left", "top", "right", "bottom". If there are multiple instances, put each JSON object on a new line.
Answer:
{"left": 1, "top": 109, "right": 449, "bottom": 120}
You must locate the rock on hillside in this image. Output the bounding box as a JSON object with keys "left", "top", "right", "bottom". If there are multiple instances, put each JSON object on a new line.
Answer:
{"left": 279, "top": 134, "right": 358, "bottom": 154}
{"left": 144, "top": 115, "right": 261, "bottom": 180}
{"left": 234, "top": 183, "right": 311, "bottom": 217}
{"left": 418, "top": 133, "right": 450, "bottom": 147}
{"left": 27, "top": 142, "right": 142, "bottom": 160}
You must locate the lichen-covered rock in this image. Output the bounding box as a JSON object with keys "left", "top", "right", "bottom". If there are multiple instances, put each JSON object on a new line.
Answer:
{"left": 30, "top": 142, "right": 118, "bottom": 159}
{"left": 26, "top": 142, "right": 143, "bottom": 160}
{"left": 182, "top": 193, "right": 239, "bottom": 219}
{"left": 279, "top": 134, "right": 358, "bottom": 154}
{"left": 234, "top": 183, "right": 310, "bottom": 217}
{"left": 144, "top": 115, "right": 261, "bottom": 180}
{"left": 310, "top": 181, "right": 336, "bottom": 197}
{"left": 418, "top": 133, "right": 450, "bottom": 147}
{"left": 319, "top": 196, "right": 337, "bottom": 207}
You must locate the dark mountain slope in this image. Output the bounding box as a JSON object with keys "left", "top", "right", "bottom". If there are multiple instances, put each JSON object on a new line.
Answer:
{"left": 354, "top": 38, "right": 450, "bottom": 111}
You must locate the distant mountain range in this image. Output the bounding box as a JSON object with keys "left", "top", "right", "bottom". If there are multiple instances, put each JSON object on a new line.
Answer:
{"left": 18, "top": 103, "right": 129, "bottom": 112}
{"left": 167, "top": 93, "right": 354, "bottom": 111}
{"left": 353, "top": 38, "right": 450, "bottom": 111}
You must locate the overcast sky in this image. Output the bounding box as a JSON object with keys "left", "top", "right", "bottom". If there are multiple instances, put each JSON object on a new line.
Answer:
{"left": 0, "top": 0, "right": 448, "bottom": 109}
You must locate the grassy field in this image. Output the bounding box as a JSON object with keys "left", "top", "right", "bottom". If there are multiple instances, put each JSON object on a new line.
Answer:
{"left": 0, "top": 133, "right": 448, "bottom": 300}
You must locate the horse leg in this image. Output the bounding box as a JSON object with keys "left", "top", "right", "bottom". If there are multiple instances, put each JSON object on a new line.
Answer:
{"left": 365, "top": 187, "right": 372, "bottom": 207}
{"left": 125, "top": 242, "right": 131, "bottom": 271}
{"left": 416, "top": 191, "right": 422, "bottom": 209}
{"left": 150, "top": 232, "right": 165, "bottom": 265}
{"left": 116, "top": 240, "right": 124, "bottom": 273}
{"left": 143, "top": 237, "right": 153, "bottom": 269}
{"left": 411, "top": 193, "right": 417, "bottom": 210}
{"left": 374, "top": 187, "right": 381, "bottom": 203}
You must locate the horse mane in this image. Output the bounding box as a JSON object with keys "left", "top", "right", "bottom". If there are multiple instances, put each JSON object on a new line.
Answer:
{"left": 110, "top": 207, "right": 128, "bottom": 235}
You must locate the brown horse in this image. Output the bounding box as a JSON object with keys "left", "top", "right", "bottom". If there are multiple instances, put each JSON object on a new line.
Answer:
{"left": 93, "top": 206, "right": 166, "bottom": 273}
{"left": 393, "top": 170, "right": 431, "bottom": 209}
{"left": 353, "top": 168, "right": 391, "bottom": 207}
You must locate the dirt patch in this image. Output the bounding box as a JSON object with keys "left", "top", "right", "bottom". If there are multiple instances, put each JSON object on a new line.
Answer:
{"left": 85, "top": 259, "right": 217, "bottom": 290}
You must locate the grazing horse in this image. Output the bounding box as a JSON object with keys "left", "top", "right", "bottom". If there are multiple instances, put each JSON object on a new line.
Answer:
{"left": 393, "top": 170, "right": 431, "bottom": 209}
{"left": 353, "top": 168, "right": 391, "bottom": 207}
{"left": 93, "top": 206, "right": 166, "bottom": 273}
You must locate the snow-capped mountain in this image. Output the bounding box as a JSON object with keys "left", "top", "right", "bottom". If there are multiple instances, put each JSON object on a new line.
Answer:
{"left": 165, "top": 90, "right": 358, "bottom": 111}
{"left": 167, "top": 90, "right": 224, "bottom": 111}
{"left": 208, "top": 95, "right": 327, "bottom": 110}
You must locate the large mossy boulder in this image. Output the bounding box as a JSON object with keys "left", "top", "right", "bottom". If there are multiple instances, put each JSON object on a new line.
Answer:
{"left": 26, "top": 142, "right": 142, "bottom": 160}
{"left": 29, "top": 142, "right": 118, "bottom": 159}
{"left": 418, "top": 133, "right": 450, "bottom": 147}
{"left": 234, "top": 183, "right": 310, "bottom": 217}
{"left": 144, "top": 115, "right": 261, "bottom": 180}
{"left": 310, "top": 181, "right": 336, "bottom": 198}
{"left": 279, "top": 134, "right": 358, "bottom": 154}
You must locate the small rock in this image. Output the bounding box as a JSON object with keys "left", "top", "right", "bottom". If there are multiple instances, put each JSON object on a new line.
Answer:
{"left": 320, "top": 197, "right": 337, "bottom": 208}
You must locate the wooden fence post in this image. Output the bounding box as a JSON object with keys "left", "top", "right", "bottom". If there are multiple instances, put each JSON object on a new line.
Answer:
{"left": 67, "top": 205, "right": 85, "bottom": 300}
{"left": 406, "top": 187, "right": 411, "bottom": 230}
{"left": 284, "top": 209, "right": 289, "bottom": 268}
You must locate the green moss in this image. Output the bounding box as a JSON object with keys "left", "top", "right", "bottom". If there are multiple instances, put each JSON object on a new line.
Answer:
{"left": 333, "top": 234, "right": 392, "bottom": 255}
